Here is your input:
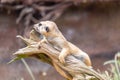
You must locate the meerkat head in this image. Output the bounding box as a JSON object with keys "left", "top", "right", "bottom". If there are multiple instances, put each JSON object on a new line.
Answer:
{"left": 34, "top": 21, "right": 58, "bottom": 36}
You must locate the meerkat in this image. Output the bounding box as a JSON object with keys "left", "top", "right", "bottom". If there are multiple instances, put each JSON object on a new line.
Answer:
{"left": 33, "top": 21, "right": 92, "bottom": 67}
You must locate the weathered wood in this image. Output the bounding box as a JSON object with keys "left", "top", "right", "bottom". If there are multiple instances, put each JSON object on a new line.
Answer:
{"left": 13, "top": 30, "right": 110, "bottom": 80}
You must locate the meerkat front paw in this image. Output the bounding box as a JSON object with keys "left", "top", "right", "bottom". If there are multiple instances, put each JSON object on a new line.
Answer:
{"left": 59, "top": 48, "right": 69, "bottom": 64}
{"left": 41, "top": 36, "right": 48, "bottom": 43}
{"left": 37, "top": 37, "right": 49, "bottom": 49}
{"left": 36, "top": 42, "right": 41, "bottom": 49}
{"left": 59, "top": 54, "right": 66, "bottom": 64}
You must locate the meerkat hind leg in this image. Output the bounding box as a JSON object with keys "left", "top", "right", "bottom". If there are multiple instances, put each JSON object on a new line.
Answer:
{"left": 59, "top": 48, "right": 69, "bottom": 64}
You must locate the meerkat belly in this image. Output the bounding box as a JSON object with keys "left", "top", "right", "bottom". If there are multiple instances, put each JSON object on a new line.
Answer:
{"left": 69, "top": 43, "right": 87, "bottom": 57}
{"left": 47, "top": 37, "right": 63, "bottom": 51}
{"left": 68, "top": 42, "right": 80, "bottom": 54}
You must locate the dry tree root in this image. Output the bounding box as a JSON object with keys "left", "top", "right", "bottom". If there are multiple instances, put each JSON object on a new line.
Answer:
{"left": 0, "top": 0, "right": 72, "bottom": 36}
{"left": 12, "top": 30, "right": 110, "bottom": 80}
{"left": 0, "top": 0, "right": 72, "bottom": 27}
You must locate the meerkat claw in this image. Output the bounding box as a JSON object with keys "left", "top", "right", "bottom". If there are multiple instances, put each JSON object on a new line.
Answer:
{"left": 59, "top": 55, "right": 65, "bottom": 64}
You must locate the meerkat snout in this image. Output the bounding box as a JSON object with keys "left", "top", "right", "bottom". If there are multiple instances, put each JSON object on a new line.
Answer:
{"left": 33, "top": 23, "right": 41, "bottom": 33}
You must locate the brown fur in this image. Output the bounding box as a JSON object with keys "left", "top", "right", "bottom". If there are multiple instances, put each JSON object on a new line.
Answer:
{"left": 34, "top": 21, "right": 91, "bottom": 66}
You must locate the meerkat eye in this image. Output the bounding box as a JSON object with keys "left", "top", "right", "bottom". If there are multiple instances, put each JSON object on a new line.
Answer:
{"left": 45, "top": 26, "right": 49, "bottom": 32}
{"left": 38, "top": 23, "right": 42, "bottom": 26}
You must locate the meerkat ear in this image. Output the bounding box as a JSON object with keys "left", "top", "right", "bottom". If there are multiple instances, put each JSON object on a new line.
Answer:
{"left": 45, "top": 26, "right": 49, "bottom": 32}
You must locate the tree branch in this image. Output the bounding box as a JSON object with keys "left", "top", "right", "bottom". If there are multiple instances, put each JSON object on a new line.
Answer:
{"left": 13, "top": 30, "right": 108, "bottom": 80}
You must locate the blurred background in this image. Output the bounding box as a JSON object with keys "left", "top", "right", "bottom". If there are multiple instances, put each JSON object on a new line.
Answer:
{"left": 0, "top": 0, "right": 120, "bottom": 80}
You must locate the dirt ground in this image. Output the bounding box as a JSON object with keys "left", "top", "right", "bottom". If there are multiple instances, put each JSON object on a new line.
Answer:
{"left": 0, "top": 5, "right": 120, "bottom": 80}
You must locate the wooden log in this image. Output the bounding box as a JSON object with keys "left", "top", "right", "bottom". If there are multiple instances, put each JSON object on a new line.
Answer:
{"left": 13, "top": 30, "right": 108, "bottom": 80}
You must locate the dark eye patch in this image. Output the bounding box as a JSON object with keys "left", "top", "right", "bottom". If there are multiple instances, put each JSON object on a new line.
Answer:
{"left": 38, "top": 23, "right": 42, "bottom": 26}
{"left": 45, "top": 26, "right": 49, "bottom": 32}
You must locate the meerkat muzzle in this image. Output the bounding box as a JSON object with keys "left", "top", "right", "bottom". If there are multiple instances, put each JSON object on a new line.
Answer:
{"left": 33, "top": 24, "right": 39, "bottom": 32}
